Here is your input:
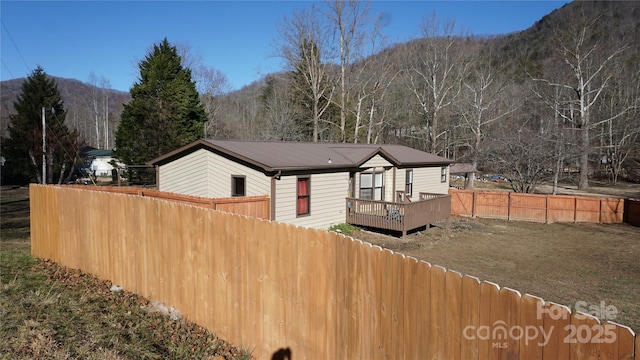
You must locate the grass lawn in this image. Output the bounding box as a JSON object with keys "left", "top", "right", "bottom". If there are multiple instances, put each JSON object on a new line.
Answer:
{"left": 0, "top": 186, "right": 253, "bottom": 359}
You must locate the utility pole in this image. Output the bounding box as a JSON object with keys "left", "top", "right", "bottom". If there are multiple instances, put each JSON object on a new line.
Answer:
{"left": 42, "top": 106, "right": 46, "bottom": 184}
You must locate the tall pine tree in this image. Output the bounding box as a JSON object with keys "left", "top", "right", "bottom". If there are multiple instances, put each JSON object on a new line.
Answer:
{"left": 114, "top": 38, "right": 207, "bottom": 178}
{"left": 1, "top": 67, "right": 80, "bottom": 184}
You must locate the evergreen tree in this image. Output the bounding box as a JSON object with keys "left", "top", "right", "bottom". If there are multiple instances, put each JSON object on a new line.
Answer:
{"left": 114, "top": 38, "right": 207, "bottom": 180}
{"left": 1, "top": 67, "right": 80, "bottom": 185}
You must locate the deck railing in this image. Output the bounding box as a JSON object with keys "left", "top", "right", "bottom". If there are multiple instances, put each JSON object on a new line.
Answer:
{"left": 346, "top": 193, "right": 451, "bottom": 236}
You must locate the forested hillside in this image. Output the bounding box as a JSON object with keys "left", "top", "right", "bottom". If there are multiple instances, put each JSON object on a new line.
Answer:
{"left": 1, "top": 0, "right": 638, "bottom": 190}
{"left": 209, "top": 0, "right": 640, "bottom": 190}
{"left": 0, "top": 77, "right": 129, "bottom": 150}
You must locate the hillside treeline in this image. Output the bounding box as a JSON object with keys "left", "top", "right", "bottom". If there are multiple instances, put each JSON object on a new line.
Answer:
{"left": 1, "top": 0, "right": 638, "bottom": 191}
{"left": 207, "top": 0, "right": 639, "bottom": 191}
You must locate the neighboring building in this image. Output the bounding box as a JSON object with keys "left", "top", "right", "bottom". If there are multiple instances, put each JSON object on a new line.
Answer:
{"left": 450, "top": 162, "right": 479, "bottom": 189}
{"left": 148, "top": 140, "right": 453, "bottom": 236}
{"left": 81, "top": 148, "right": 122, "bottom": 180}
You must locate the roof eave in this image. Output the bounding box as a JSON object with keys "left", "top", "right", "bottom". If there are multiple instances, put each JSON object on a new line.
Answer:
{"left": 399, "top": 159, "right": 454, "bottom": 167}
{"left": 148, "top": 139, "right": 276, "bottom": 172}
{"left": 353, "top": 147, "right": 402, "bottom": 167}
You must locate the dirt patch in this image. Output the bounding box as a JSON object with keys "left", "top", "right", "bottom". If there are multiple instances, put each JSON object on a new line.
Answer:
{"left": 352, "top": 216, "right": 640, "bottom": 332}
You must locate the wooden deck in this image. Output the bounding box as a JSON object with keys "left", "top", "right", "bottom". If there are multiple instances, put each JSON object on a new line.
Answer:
{"left": 345, "top": 193, "right": 451, "bottom": 237}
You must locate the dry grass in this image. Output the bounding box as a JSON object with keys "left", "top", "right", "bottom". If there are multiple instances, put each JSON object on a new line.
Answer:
{"left": 0, "top": 186, "right": 253, "bottom": 360}
{"left": 353, "top": 216, "right": 640, "bottom": 332}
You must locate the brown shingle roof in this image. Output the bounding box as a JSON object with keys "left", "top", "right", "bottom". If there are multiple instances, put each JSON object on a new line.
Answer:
{"left": 450, "top": 163, "right": 478, "bottom": 174}
{"left": 149, "top": 139, "right": 452, "bottom": 172}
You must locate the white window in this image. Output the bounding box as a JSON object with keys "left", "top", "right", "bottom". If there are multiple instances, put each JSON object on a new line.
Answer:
{"left": 360, "top": 172, "right": 384, "bottom": 200}
{"left": 405, "top": 170, "right": 413, "bottom": 197}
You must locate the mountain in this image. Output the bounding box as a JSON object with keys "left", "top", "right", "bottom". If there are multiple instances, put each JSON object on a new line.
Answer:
{"left": 1, "top": 0, "right": 638, "bottom": 179}
{"left": 0, "top": 76, "right": 130, "bottom": 149}
{"left": 489, "top": 0, "right": 640, "bottom": 78}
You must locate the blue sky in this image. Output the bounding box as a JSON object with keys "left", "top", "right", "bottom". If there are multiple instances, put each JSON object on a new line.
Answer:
{"left": 1, "top": 1, "right": 569, "bottom": 92}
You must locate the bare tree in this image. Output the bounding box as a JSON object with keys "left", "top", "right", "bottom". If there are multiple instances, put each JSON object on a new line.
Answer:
{"left": 340, "top": 10, "right": 397, "bottom": 144}
{"left": 275, "top": 5, "right": 335, "bottom": 142}
{"left": 404, "top": 14, "right": 468, "bottom": 154}
{"left": 259, "top": 74, "right": 306, "bottom": 141}
{"left": 324, "top": 0, "right": 372, "bottom": 142}
{"left": 175, "top": 42, "right": 231, "bottom": 139}
{"left": 99, "top": 76, "right": 111, "bottom": 148}
{"left": 198, "top": 68, "right": 231, "bottom": 139}
{"left": 528, "top": 11, "right": 628, "bottom": 190}
{"left": 459, "top": 57, "right": 519, "bottom": 188}
{"left": 486, "top": 117, "right": 554, "bottom": 193}
{"left": 87, "top": 72, "right": 102, "bottom": 148}
{"left": 598, "top": 60, "right": 640, "bottom": 184}
{"left": 85, "top": 72, "right": 114, "bottom": 148}
{"left": 355, "top": 70, "right": 397, "bottom": 144}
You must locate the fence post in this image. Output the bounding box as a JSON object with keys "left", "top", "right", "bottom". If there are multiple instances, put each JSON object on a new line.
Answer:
{"left": 545, "top": 195, "right": 549, "bottom": 224}
{"left": 471, "top": 191, "right": 476, "bottom": 218}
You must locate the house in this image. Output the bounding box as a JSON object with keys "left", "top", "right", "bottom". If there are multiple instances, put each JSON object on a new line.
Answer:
{"left": 148, "top": 140, "right": 453, "bottom": 236}
{"left": 81, "top": 148, "right": 122, "bottom": 180}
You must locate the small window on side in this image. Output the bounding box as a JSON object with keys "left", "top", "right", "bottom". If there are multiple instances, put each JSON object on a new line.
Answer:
{"left": 232, "top": 175, "right": 246, "bottom": 196}
{"left": 297, "top": 176, "right": 311, "bottom": 216}
{"left": 405, "top": 169, "right": 413, "bottom": 197}
{"left": 441, "top": 167, "right": 448, "bottom": 183}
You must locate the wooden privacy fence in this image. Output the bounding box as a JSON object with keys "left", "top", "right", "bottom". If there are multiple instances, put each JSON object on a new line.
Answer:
{"left": 62, "top": 185, "right": 270, "bottom": 220}
{"left": 449, "top": 189, "right": 625, "bottom": 224}
{"left": 30, "top": 185, "right": 638, "bottom": 359}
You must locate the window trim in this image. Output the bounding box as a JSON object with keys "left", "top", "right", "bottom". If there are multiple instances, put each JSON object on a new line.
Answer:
{"left": 405, "top": 169, "right": 413, "bottom": 197}
{"left": 359, "top": 171, "right": 384, "bottom": 201}
{"left": 296, "top": 176, "right": 311, "bottom": 217}
{"left": 441, "top": 166, "right": 448, "bottom": 183}
{"left": 231, "top": 175, "right": 246, "bottom": 197}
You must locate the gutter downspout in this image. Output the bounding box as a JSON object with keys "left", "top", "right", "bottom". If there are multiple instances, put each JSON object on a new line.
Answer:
{"left": 270, "top": 170, "right": 281, "bottom": 221}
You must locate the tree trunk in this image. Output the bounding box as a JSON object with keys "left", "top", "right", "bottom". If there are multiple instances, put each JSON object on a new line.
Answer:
{"left": 552, "top": 156, "right": 563, "bottom": 195}
{"left": 578, "top": 126, "right": 589, "bottom": 190}
{"left": 57, "top": 162, "right": 66, "bottom": 185}
{"left": 312, "top": 106, "right": 319, "bottom": 142}
{"left": 28, "top": 152, "right": 43, "bottom": 184}
{"left": 353, "top": 95, "right": 363, "bottom": 143}
{"left": 47, "top": 148, "right": 54, "bottom": 184}
{"left": 467, "top": 159, "right": 477, "bottom": 189}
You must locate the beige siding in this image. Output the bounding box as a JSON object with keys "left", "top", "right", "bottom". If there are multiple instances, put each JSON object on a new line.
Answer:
{"left": 274, "top": 172, "right": 350, "bottom": 229}
{"left": 158, "top": 150, "right": 209, "bottom": 197}
{"left": 158, "top": 149, "right": 270, "bottom": 198}
{"left": 360, "top": 154, "right": 391, "bottom": 168}
{"left": 204, "top": 151, "right": 270, "bottom": 198}
{"left": 385, "top": 169, "right": 395, "bottom": 200}
{"left": 398, "top": 166, "right": 449, "bottom": 195}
